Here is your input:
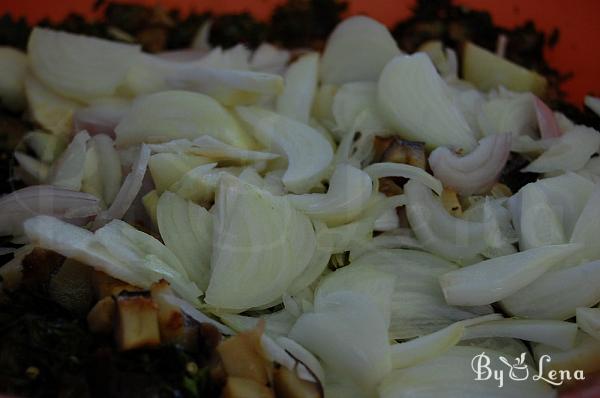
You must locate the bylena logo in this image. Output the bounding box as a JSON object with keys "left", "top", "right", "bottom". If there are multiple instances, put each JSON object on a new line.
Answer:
{"left": 471, "top": 352, "right": 585, "bottom": 388}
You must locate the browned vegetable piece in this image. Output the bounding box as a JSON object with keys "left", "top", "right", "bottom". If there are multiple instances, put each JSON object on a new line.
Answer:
{"left": 91, "top": 270, "right": 141, "bottom": 299}
{"left": 490, "top": 182, "right": 513, "bottom": 198}
{"left": 222, "top": 377, "right": 275, "bottom": 398}
{"left": 114, "top": 291, "right": 160, "bottom": 350}
{"left": 198, "top": 322, "right": 222, "bottom": 357}
{"left": 87, "top": 296, "right": 116, "bottom": 334}
{"left": 217, "top": 324, "right": 270, "bottom": 386}
{"left": 378, "top": 177, "right": 404, "bottom": 197}
{"left": 373, "top": 136, "right": 427, "bottom": 169}
{"left": 150, "top": 279, "right": 184, "bottom": 343}
{"left": 441, "top": 188, "right": 463, "bottom": 217}
{"left": 273, "top": 366, "right": 322, "bottom": 398}
{"left": 48, "top": 258, "right": 93, "bottom": 315}
{"left": 21, "top": 248, "right": 64, "bottom": 289}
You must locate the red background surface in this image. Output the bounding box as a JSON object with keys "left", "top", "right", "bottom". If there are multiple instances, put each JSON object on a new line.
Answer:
{"left": 2, "top": 0, "right": 599, "bottom": 104}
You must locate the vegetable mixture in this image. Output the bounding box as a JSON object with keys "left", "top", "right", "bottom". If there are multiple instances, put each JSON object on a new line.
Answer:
{"left": 0, "top": 1, "right": 600, "bottom": 397}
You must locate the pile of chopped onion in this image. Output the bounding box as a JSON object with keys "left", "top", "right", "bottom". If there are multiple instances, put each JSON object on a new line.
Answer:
{"left": 2, "top": 16, "right": 600, "bottom": 398}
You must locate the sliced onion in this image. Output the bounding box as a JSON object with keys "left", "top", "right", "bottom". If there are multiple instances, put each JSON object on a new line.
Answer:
{"left": 377, "top": 53, "right": 476, "bottom": 151}
{"left": 570, "top": 185, "right": 600, "bottom": 261}
{"left": 73, "top": 98, "right": 130, "bottom": 137}
{"left": 156, "top": 49, "right": 208, "bottom": 62}
{"left": 477, "top": 91, "right": 536, "bottom": 137}
{"left": 193, "top": 44, "right": 251, "bottom": 70}
{"left": 351, "top": 249, "right": 493, "bottom": 339}
{"left": 320, "top": 16, "right": 401, "bottom": 84}
{"left": 288, "top": 164, "right": 372, "bottom": 226}
{"left": 219, "top": 310, "right": 296, "bottom": 338}
{"left": 585, "top": 95, "right": 600, "bottom": 117}
{"left": 47, "top": 130, "right": 90, "bottom": 190}
{"left": 276, "top": 336, "right": 326, "bottom": 385}
{"left": 236, "top": 106, "right": 333, "bottom": 193}
{"left": 164, "top": 294, "right": 233, "bottom": 335}
{"left": 428, "top": 133, "right": 511, "bottom": 195}
{"left": 379, "top": 346, "right": 555, "bottom": 398}
{"left": 28, "top": 27, "right": 140, "bottom": 101}
{"left": 404, "top": 180, "right": 500, "bottom": 261}
{"left": 24, "top": 74, "right": 80, "bottom": 136}
{"left": 94, "top": 144, "right": 150, "bottom": 228}
{"left": 115, "top": 90, "right": 256, "bottom": 149}
{"left": 314, "top": 264, "right": 395, "bottom": 328}
{"left": 331, "top": 81, "right": 379, "bottom": 137}
{"left": 24, "top": 215, "right": 152, "bottom": 287}
{"left": 0, "top": 185, "right": 101, "bottom": 236}
{"left": 289, "top": 291, "right": 391, "bottom": 395}
{"left": 501, "top": 259, "right": 600, "bottom": 320}
{"left": 149, "top": 153, "right": 213, "bottom": 194}
{"left": 463, "top": 319, "right": 577, "bottom": 350}
{"left": 205, "top": 175, "right": 316, "bottom": 310}
{"left": 576, "top": 308, "right": 600, "bottom": 341}
{"left": 250, "top": 43, "right": 290, "bottom": 75}
{"left": 157, "top": 192, "right": 213, "bottom": 290}
{"left": 534, "top": 96, "right": 562, "bottom": 139}
{"left": 517, "top": 182, "right": 566, "bottom": 250}
{"left": 391, "top": 322, "right": 465, "bottom": 369}
{"left": 365, "top": 162, "right": 443, "bottom": 195}
{"left": 523, "top": 126, "right": 600, "bottom": 173}
{"left": 276, "top": 52, "right": 319, "bottom": 124}
{"left": 168, "top": 163, "right": 223, "bottom": 204}
{"left": 189, "top": 135, "right": 279, "bottom": 163}
{"left": 0, "top": 47, "right": 28, "bottom": 112}
{"left": 440, "top": 243, "right": 581, "bottom": 306}
{"left": 14, "top": 152, "right": 49, "bottom": 183}
{"left": 374, "top": 208, "right": 400, "bottom": 231}
{"left": 23, "top": 131, "right": 66, "bottom": 163}
{"left": 90, "top": 134, "right": 123, "bottom": 205}
{"left": 532, "top": 331, "right": 600, "bottom": 382}
{"left": 511, "top": 135, "right": 556, "bottom": 154}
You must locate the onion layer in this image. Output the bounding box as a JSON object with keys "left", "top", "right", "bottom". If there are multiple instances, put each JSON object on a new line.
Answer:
{"left": 428, "top": 133, "right": 511, "bottom": 195}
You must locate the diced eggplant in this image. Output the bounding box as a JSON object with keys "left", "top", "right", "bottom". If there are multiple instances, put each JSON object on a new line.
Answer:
{"left": 273, "top": 366, "right": 323, "bottom": 398}
{"left": 87, "top": 295, "right": 116, "bottom": 334}
{"left": 150, "top": 280, "right": 184, "bottom": 343}
{"left": 222, "top": 377, "right": 275, "bottom": 398}
{"left": 373, "top": 136, "right": 427, "bottom": 169}
{"left": 114, "top": 290, "right": 160, "bottom": 350}
{"left": 21, "top": 248, "right": 64, "bottom": 289}
{"left": 217, "top": 326, "right": 270, "bottom": 386}
{"left": 48, "top": 258, "right": 93, "bottom": 315}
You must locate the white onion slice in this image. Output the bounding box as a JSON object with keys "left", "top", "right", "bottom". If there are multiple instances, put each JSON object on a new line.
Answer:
{"left": 276, "top": 336, "right": 325, "bottom": 385}
{"left": 276, "top": 52, "right": 319, "bottom": 124}
{"left": 73, "top": 99, "right": 130, "bottom": 137}
{"left": 576, "top": 308, "right": 600, "bottom": 341}
{"left": 377, "top": 53, "right": 476, "bottom": 151}
{"left": 205, "top": 175, "right": 316, "bottom": 310}
{"left": 157, "top": 192, "right": 212, "bottom": 290}
{"left": 167, "top": 163, "right": 222, "bottom": 204}
{"left": 289, "top": 291, "right": 391, "bottom": 395}
{"left": 24, "top": 74, "right": 80, "bottom": 136}
{"left": 90, "top": 134, "right": 123, "bottom": 205}
{"left": 533, "top": 96, "right": 562, "bottom": 139}
{"left": 365, "top": 162, "right": 443, "bottom": 195}
{"left": 115, "top": 90, "right": 256, "bottom": 149}
{"left": 0, "top": 185, "right": 101, "bottom": 236}
{"left": 314, "top": 265, "right": 395, "bottom": 328}
{"left": 331, "top": 81, "right": 383, "bottom": 137}
{"left": 189, "top": 135, "right": 279, "bottom": 163}
{"left": 351, "top": 249, "right": 493, "bottom": 339}
{"left": 463, "top": 319, "right": 577, "bottom": 350}
{"left": 570, "top": 185, "right": 600, "bottom": 261}
{"left": 94, "top": 145, "right": 150, "bottom": 228}
{"left": 149, "top": 153, "right": 213, "bottom": 194}
{"left": 379, "top": 346, "right": 555, "bottom": 398}
{"left": 320, "top": 16, "right": 401, "bottom": 84}
{"left": 288, "top": 164, "right": 372, "bottom": 226}
{"left": 517, "top": 182, "right": 566, "bottom": 250}
{"left": 440, "top": 243, "right": 581, "bottom": 306}
{"left": 47, "top": 131, "right": 90, "bottom": 190}
{"left": 585, "top": 95, "right": 600, "bottom": 117}
{"left": 391, "top": 322, "right": 465, "bottom": 369}
{"left": 23, "top": 131, "right": 66, "bottom": 164}
{"left": 404, "top": 180, "right": 499, "bottom": 261}
{"left": 523, "top": 126, "right": 600, "bottom": 173}
{"left": 28, "top": 27, "right": 140, "bottom": 101}
{"left": 250, "top": 43, "right": 290, "bottom": 75}
{"left": 428, "top": 134, "right": 511, "bottom": 195}
{"left": 477, "top": 91, "right": 536, "bottom": 138}
{"left": 236, "top": 106, "right": 333, "bottom": 193}
{"left": 501, "top": 259, "right": 600, "bottom": 320}
{"left": 0, "top": 47, "right": 28, "bottom": 111}
{"left": 14, "top": 152, "right": 49, "bottom": 183}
